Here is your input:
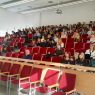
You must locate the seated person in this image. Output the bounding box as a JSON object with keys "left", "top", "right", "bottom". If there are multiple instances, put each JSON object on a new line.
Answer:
{"left": 76, "top": 52, "right": 85, "bottom": 66}
{"left": 54, "top": 45, "right": 63, "bottom": 56}
{"left": 90, "top": 34, "right": 95, "bottom": 43}
{"left": 45, "top": 52, "right": 52, "bottom": 58}
{"left": 23, "top": 49, "right": 32, "bottom": 59}
{"left": 57, "top": 38, "right": 64, "bottom": 48}
{"left": 72, "top": 31, "right": 80, "bottom": 42}
{"left": 61, "top": 52, "right": 70, "bottom": 64}
{"left": 69, "top": 56, "right": 75, "bottom": 65}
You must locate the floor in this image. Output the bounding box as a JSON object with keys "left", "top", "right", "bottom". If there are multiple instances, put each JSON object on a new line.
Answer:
{"left": 0, "top": 85, "right": 45, "bottom": 95}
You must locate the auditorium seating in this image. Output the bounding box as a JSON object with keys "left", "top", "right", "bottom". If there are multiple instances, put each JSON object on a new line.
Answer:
{"left": 9, "top": 65, "right": 32, "bottom": 95}
{"left": 0, "top": 63, "right": 11, "bottom": 75}
{"left": 35, "top": 69, "right": 60, "bottom": 94}
{"left": 0, "top": 64, "right": 20, "bottom": 89}
{"left": 19, "top": 67, "right": 42, "bottom": 94}
{"left": 32, "top": 53, "right": 42, "bottom": 60}
{"left": 41, "top": 54, "right": 52, "bottom": 62}
{"left": 52, "top": 73, "right": 76, "bottom": 95}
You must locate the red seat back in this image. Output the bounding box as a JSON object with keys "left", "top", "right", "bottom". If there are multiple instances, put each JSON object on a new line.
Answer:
{"left": 65, "top": 48, "right": 74, "bottom": 56}
{"left": 39, "top": 47, "right": 47, "bottom": 54}
{"left": 52, "top": 56, "right": 62, "bottom": 63}
{"left": 59, "top": 73, "right": 76, "bottom": 92}
{"left": 44, "top": 69, "right": 59, "bottom": 86}
{"left": 32, "top": 47, "right": 40, "bottom": 54}
{"left": 1, "top": 63, "right": 11, "bottom": 73}
{"left": 30, "top": 68, "right": 42, "bottom": 82}
{"left": 10, "top": 64, "right": 20, "bottom": 75}
{"left": 75, "top": 42, "right": 84, "bottom": 50}
{"left": 20, "top": 65, "right": 32, "bottom": 78}
{"left": 33, "top": 53, "right": 41, "bottom": 60}
{"left": 84, "top": 43, "right": 90, "bottom": 50}
{"left": 12, "top": 52, "right": 19, "bottom": 58}
{"left": 47, "top": 48, "right": 55, "bottom": 54}
{"left": 6, "top": 52, "right": 12, "bottom": 57}
{"left": 41, "top": 55, "right": 52, "bottom": 62}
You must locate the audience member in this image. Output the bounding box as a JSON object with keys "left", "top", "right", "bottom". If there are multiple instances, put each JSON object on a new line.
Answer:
{"left": 23, "top": 49, "right": 32, "bottom": 59}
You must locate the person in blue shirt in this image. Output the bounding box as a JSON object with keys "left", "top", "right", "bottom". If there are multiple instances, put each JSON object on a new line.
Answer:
{"left": 23, "top": 49, "right": 32, "bottom": 60}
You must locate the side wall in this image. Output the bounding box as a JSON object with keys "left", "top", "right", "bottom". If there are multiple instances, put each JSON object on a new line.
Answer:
{"left": 0, "top": 8, "right": 25, "bottom": 36}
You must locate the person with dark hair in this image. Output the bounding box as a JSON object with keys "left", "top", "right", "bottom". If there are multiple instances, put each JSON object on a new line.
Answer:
{"left": 76, "top": 52, "right": 85, "bottom": 66}
{"left": 61, "top": 52, "right": 70, "bottom": 64}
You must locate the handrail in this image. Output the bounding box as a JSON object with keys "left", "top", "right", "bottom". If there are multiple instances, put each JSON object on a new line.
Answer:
{"left": 0, "top": 56, "right": 95, "bottom": 73}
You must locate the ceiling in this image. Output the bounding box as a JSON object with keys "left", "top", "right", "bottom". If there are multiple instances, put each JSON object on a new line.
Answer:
{"left": 0, "top": 0, "right": 94, "bottom": 14}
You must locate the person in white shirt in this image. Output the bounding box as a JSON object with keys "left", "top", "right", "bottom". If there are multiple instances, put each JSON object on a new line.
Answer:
{"left": 85, "top": 44, "right": 95, "bottom": 59}
{"left": 85, "top": 44, "right": 95, "bottom": 67}
{"left": 87, "top": 28, "right": 94, "bottom": 36}
{"left": 90, "top": 34, "right": 95, "bottom": 43}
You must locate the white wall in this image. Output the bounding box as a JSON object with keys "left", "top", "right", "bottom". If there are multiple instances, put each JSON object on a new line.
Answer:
{"left": 0, "top": 1, "right": 95, "bottom": 36}
{"left": 25, "top": 1, "right": 95, "bottom": 26}
{"left": 24, "top": 12, "right": 41, "bottom": 28}
{"left": 41, "top": 1, "right": 95, "bottom": 25}
{"left": 0, "top": 8, "right": 25, "bottom": 36}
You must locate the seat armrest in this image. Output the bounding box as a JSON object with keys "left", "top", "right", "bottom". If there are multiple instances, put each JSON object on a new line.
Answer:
{"left": 48, "top": 83, "right": 59, "bottom": 89}
{"left": 0, "top": 72, "right": 9, "bottom": 75}
{"left": 9, "top": 74, "right": 20, "bottom": 78}
{"left": 31, "top": 80, "right": 41, "bottom": 84}
{"left": 19, "top": 77, "right": 30, "bottom": 81}
{"left": 66, "top": 89, "right": 76, "bottom": 95}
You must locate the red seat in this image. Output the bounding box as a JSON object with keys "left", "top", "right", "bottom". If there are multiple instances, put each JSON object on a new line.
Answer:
{"left": 18, "top": 52, "right": 24, "bottom": 58}
{"left": 52, "top": 73, "right": 76, "bottom": 95}
{"left": 47, "top": 48, "right": 55, "bottom": 54}
{"left": 0, "top": 62, "right": 3, "bottom": 70}
{"left": 28, "top": 34, "right": 33, "bottom": 39}
{"left": 36, "top": 69, "right": 60, "bottom": 94}
{"left": 6, "top": 52, "right": 12, "bottom": 57}
{"left": 9, "top": 65, "right": 32, "bottom": 95}
{"left": 52, "top": 92, "right": 65, "bottom": 95}
{"left": 32, "top": 53, "right": 41, "bottom": 60}
{"left": 66, "top": 42, "right": 74, "bottom": 49}
{"left": 18, "top": 38, "right": 25, "bottom": 48}
{"left": 39, "top": 47, "right": 47, "bottom": 54}
{"left": 65, "top": 48, "right": 74, "bottom": 56}
{"left": 81, "top": 34, "right": 88, "bottom": 38}
{"left": 52, "top": 56, "right": 62, "bottom": 63}
{"left": 41, "top": 55, "right": 52, "bottom": 62}
{"left": 75, "top": 42, "right": 85, "bottom": 53}
{"left": 19, "top": 67, "right": 42, "bottom": 91}
{"left": 82, "top": 38, "right": 90, "bottom": 43}
{"left": 0, "top": 64, "right": 20, "bottom": 82}
{"left": 12, "top": 52, "right": 19, "bottom": 58}
{"left": 20, "top": 47, "right": 26, "bottom": 52}
{"left": 32, "top": 47, "right": 40, "bottom": 54}
{"left": 0, "top": 63, "right": 11, "bottom": 74}
{"left": 10, "top": 42, "right": 15, "bottom": 48}
{"left": 0, "top": 45, "right": 3, "bottom": 52}
{"left": 84, "top": 43, "right": 90, "bottom": 50}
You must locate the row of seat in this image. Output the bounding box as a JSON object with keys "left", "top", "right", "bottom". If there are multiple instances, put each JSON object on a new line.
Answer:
{"left": 20, "top": 41, "right": 90, "bottom": 55}
{"left": 0, "top": 62, "right": 76, "bottom": 95}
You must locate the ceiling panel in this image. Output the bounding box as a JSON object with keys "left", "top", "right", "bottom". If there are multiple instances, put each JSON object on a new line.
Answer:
{"left": 0, "top": 0, "right": 94, "bottom": 14}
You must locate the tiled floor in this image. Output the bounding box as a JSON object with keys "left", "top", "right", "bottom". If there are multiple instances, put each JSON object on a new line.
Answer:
{"left": 0, "top": 85, "right": 44, "bottom": 95}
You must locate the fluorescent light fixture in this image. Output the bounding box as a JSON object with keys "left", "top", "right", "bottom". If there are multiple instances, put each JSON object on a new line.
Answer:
{"left": 1, "top": 0, "right": 35, "bottom": 8}
{"left": 21, "top": 0, "right": 94, "bottom": 14}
